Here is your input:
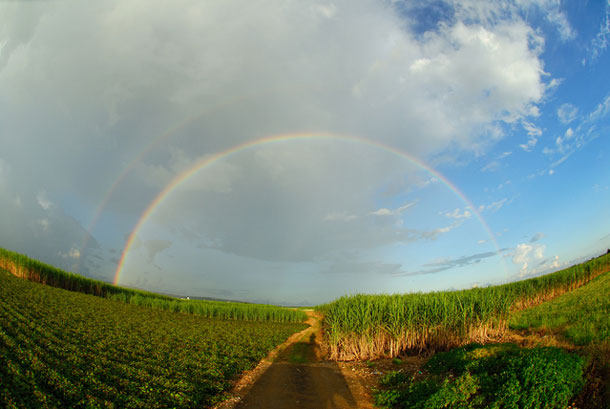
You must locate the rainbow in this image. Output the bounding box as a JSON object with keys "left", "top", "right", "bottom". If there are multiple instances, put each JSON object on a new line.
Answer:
{"left": 76, "top": 83, "right": 319, "bottom": 272}
{"left": 113, "top": 132, "right": 501, "bottom": 285}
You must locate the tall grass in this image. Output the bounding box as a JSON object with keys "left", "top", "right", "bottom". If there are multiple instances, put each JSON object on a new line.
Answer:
{"left": 0, "top": 247, "right": 306, "bottom": 323}
{"left": 318, "top": 253, "right": 610, "bottom": 360}
{"left": 109, "top": 292, "right": 307, "bottom": 322}
{"left": 0, "top": 247, "right": 162, "bottom": 299}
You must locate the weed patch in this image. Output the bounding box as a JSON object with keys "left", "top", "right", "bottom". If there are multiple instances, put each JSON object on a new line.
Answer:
{"left": 375, "top": 343, "right": 586, "bottom": 409}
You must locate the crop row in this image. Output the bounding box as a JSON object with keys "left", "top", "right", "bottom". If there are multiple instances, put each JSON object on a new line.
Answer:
{"left": 108, "top": 293, "right": 307, "bottom": 323}
{"left": 318, "top": 252, "right": 610, "bottom": 360}
{"left": 0, "top": 269, "right": 308, "bottom": 408}
{"left": 0, "top": 247, "right": 307, "bottom": 323}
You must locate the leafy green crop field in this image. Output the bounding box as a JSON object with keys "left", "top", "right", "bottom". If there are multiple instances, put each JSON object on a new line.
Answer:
{"left": 0, "top": 269, "right": 308, "bottom": 408}
{"left": 509, "top": 268, "right": 610, "bottom": 345}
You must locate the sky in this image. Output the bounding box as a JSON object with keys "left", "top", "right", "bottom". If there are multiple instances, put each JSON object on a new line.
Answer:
{"left": 1, "top": 0, "right": 609, "bottom": 306}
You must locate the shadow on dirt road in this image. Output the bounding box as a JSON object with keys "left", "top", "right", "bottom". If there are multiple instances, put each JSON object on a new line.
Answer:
{"left": 234, "top": 312, "right": 367, "bottom": 409}
{"left": 235, "top": 361, "right": 358, "bottom": 409}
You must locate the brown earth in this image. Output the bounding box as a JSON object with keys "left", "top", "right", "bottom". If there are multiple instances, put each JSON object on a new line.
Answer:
{"left": 215, "top": 310, "right": 383, "bottom": 409}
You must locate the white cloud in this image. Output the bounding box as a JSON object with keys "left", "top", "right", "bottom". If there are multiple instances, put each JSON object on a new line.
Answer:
{"left": 550, "top": 153, "right": 571, "bottom": 168}
{"left": 37, "top": 218, "right": 50, "bottom": 232}
{"left": 519, "top": 138, "right": 537, "bottom": 152}
{"left": 435, "top": 224, "right": 455, "bottom": 234}
{"left": 60, "top": 247, "right": 81, "bottom": 259}
{"left": 452, "top": 0, "right": 574, "bottom": 41}
{"left": 36, "top": 191, "right": 53, "bottom": 210}
{"left": 545, "top": 77, "right": 563, "bottom": 93}
{"left": 544, "top": 255, "right": 561, "bottom": 269}
{"left": 421, "top": 220, "right": 464, "bottom": 239}
{"left": 69, "top": 247, "right": 81, "bottom": 259}
{"left": 589, "top": 94, "right": 610, "bottom": 122}
{"left": 324, "top": 211, "right": 357, "bottom": 222}
{"left": 496, "top": 180, "right": 511, "bottom": 190}
{"left": 481, "top": 161, "right": 500, "bottom": 172}
{"left": 444, "top": 208, "right": 472, "bottom": 219}
{"left": 590, "top": 0, "right": 610, "bottom": 61}
{"left": 512, "top": 242, "right": 546, "bottom": 276}
{"left": 479, "top": 198, "right": 508, "bottom": 212}
{"left": 371, "top": 208, "right": 394, "bottom": 216}
{"left": 541, "top": 2, "right": 576, "bottom": 41}
{"left": 520, "top": 254, "right": 563, "bottom": 279}
{"left": 530, "top": 232, "right": 545, "bottom": 242}
{"left": 505, "top": 0, "right": 576, "bottom": 42}
{"left": 481, "top": 151, "right": 512, "bottom": 172}
{"left": 527, "top": 166, "right": 557, "bottom": 179}
{"left": 312, "top": 3, "right": 338, "bottom": 19}
{"left": 542, "top": 93, "right": 609, "bottom": 165}
{"left": 557, "top": 103, "right": 578, "bottom": 124}
{"left": 519, "top": 121, "right": 542, "bottom": 151}
{"left": 371, "top": 202, "right": 415, "bottom": 216}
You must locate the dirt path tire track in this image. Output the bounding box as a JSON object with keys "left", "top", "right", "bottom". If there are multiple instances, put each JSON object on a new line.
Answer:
{"left": 215, "top": 310, "right": 375, "bottom": 409}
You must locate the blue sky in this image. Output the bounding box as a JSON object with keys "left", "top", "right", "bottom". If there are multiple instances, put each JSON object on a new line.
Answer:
{"left": 1, "top": 0, "right": 609, "bottom": 305}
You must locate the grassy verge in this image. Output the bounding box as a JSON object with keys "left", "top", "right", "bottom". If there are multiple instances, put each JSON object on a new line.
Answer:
{"left": 509, "top": 267, "right": 610, "bottom": 408}
{"left": 0, "top": 247, "right": 306, "bottom": 323}
{"left": 0, "top": 269, "right": 308, "bottom": 408}
{"left": 318, "top": 253, "right": 610, "bottom": 360}
{"left": 509, "top": 268, "right": 610, "bottom": 345}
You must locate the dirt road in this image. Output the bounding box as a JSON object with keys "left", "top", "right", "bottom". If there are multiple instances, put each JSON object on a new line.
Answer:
{"left": 220, "top": 311, "right": 375, "bottom": 409}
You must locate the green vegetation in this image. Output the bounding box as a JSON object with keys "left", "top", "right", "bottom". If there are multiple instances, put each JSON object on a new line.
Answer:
{"left": 0, "top": 269, "right": 308, "bottom": 408}
{"left": 373, "top": 254, "right": 610, "bottom": 409}
{"left": 0, "top": 247, "right": 306, "bottom": 323}
{"left": 319, "top": 253, "right": 610, "bottom": 360}
{"left": 0, "top": 247, "right": 163, "bottom": 299}
{"left": 508, "top": 263, "right": 610, "bottom": 409}
{"left": 509, "top": 268, "right": 610, "bottom": 345}
{"left": 375, "top": 343, "right": 586, "bottom": 409}
{"left": 109, "top": 293, "right": 307, "bottom": 323}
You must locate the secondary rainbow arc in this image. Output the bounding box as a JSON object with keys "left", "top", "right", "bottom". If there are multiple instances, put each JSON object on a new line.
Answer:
{"left": 77, "top": 84, "right": 320, "bottom": 272}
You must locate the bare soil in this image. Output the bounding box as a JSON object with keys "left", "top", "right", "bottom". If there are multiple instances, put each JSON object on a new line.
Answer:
{"left": 215, "top": 310, "right": 381, "bottom": 409}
